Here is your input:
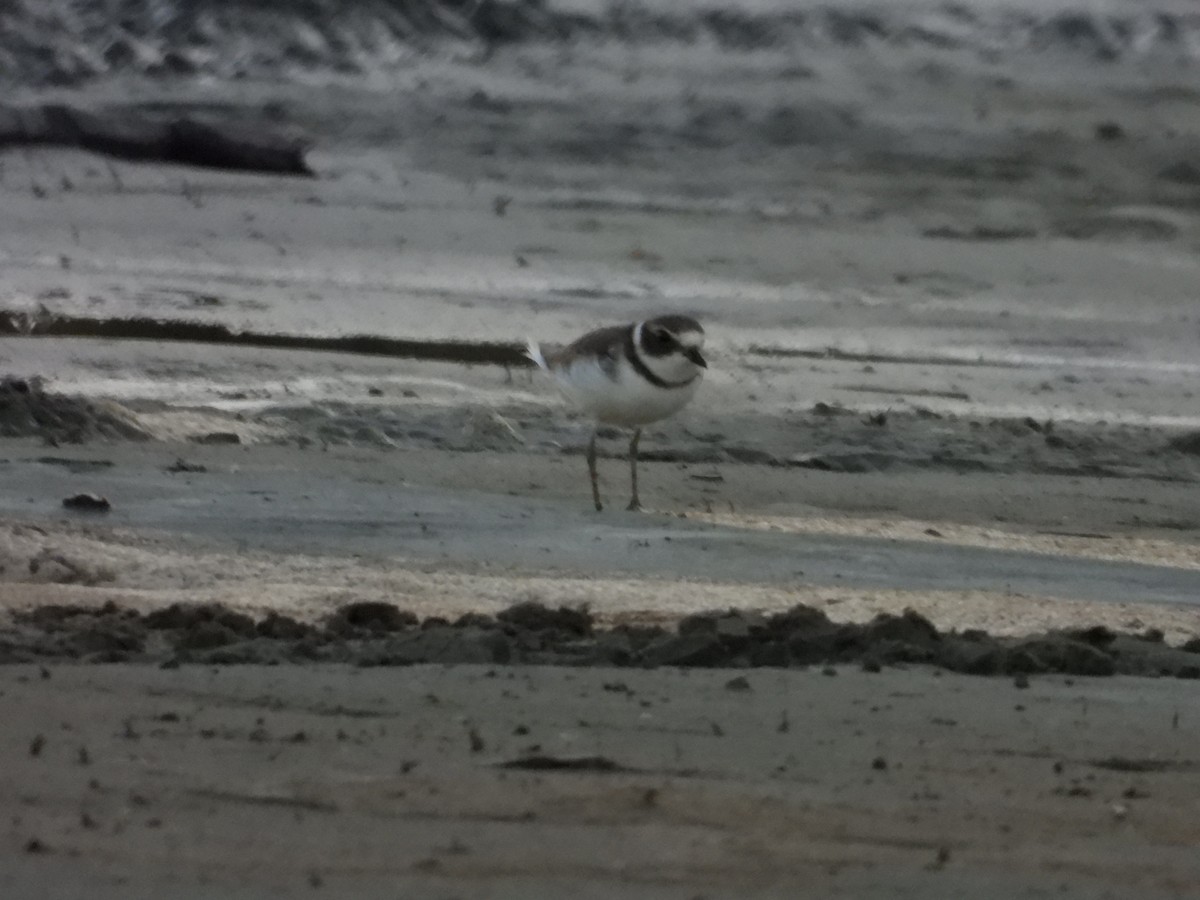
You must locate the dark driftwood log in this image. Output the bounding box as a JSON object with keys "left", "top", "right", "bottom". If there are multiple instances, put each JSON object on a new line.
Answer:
{"left": 42, "top": 105, "right": 173, "bottom": 160}
{"left": 0, "top": 103, "right": 314, "bottom": 177}
{"left": 164, "top": 119, "right": 312, "bottom": 175}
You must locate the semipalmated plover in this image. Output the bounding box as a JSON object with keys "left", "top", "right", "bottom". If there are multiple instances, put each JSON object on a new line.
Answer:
{"left": 527, "top": 315, "right": 706, "bottom": 511}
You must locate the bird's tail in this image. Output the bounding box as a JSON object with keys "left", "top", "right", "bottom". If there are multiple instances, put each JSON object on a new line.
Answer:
{"left": 524, "top": 339, "right": 549, "bottom": 372}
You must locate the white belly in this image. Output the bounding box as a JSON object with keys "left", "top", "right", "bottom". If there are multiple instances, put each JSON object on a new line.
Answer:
{"left": 551, "top": 356, "right": 700, "bottom": 427}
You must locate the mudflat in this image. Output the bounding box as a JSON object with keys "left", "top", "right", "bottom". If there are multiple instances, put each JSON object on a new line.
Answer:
{"left": 3, "top": 0, "right": 1200, "bottom": 896}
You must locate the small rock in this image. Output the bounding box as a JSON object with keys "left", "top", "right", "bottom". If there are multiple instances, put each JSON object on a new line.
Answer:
{"left": 724, "top": 675, "right": 751, "bottom": 692}
{"left": 62, "top": 493, "right": 110, "bottom": 512}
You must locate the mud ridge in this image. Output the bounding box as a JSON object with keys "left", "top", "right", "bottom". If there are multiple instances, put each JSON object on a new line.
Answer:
{"left": 746, "top": 344, "right": 1028, "bottom": 370}
{"left": 0, "top": 313, "right": 532, "bottom": 368}
{"left": 3, "top": 599, "right": 1198, "bottom": 678}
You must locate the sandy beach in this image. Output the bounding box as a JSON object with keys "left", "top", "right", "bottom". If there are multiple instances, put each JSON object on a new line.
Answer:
{"left": 2, "top": 0, "right": 1200, "bottom": 895}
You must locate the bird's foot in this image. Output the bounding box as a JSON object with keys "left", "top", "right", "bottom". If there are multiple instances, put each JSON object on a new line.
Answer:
{"left": 626, "top": 498, "right": 642, "bottom": 512}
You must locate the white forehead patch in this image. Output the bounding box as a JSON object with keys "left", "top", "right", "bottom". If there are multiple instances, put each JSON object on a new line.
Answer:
{"left": 676, "top": 330, "right": 705, "bottom": 349}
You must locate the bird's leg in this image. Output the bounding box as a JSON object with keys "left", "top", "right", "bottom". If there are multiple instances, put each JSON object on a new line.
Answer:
{"left": 626, "top": 427, "right": 642, "bottom": 511}
{"left": 587, "top": 427, "right": 603, "bottom": 511}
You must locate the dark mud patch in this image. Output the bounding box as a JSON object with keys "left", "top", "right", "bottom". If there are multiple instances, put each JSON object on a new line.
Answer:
{"left": 0, "top": 312, "right": 532, "bottom": 368}
{"left": 0, "top": 376, "right": 150, "bottom": 443}
{"left": 1087, "top": 756, "right": 1198, "bottom": 773}
{"left": 922, "top": 225, "right": 1038, "bottom": 241}
{"left": 3, "top": 600, "right": 1198, "bottom": 679}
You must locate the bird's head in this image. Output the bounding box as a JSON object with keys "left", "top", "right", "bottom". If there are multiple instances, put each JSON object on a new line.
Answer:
{"left": 636, "top": 315, "right": 707, "bottom": 382}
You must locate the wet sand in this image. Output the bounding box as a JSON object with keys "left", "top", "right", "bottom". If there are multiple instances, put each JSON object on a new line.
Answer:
{"left": 2, "top": 440, "right": 1200, "bottom": 639}
{"left": 3, "top": 664, "right": 1199, "bottom": 899}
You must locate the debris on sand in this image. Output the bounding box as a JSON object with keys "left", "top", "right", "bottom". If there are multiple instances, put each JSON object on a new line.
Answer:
{"left": 165, "top": 458, "right": 207, "bottom": 474}
{"left": 27, "top": 550, "right": 115, "bottom": 587}
{"left": 1, "top": 600, "right": 1198, "bottom": 678}
{"left": 460, "top": 407, "right": 524, "bottom": 449}
{"left": 497, "top": 755, "right": 629, "bottom": 773}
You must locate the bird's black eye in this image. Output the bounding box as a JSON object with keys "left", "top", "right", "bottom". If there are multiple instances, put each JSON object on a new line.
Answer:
{"left": 652, "top": 329, "right": 674, "bottom": 346}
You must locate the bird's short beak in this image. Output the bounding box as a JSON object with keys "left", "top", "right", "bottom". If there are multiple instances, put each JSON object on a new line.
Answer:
{"left": 685, "top": 348, "right": 707, "bottom": 368}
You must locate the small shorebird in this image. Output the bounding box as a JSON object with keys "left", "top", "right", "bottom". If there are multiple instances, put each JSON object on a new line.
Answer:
{"left": 527, "top": 315, "right": 707, "bottom": 511}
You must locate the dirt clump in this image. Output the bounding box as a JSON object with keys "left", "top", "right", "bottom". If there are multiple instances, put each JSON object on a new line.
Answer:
{"left": 325, "top": 601, "right": 418, "bottom": 636}
{"left": 1, "top": 600, "right": 1197, "bottom": 678}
